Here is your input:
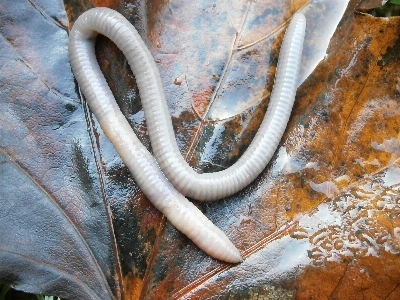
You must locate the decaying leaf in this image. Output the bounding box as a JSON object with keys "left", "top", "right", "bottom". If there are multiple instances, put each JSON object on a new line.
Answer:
{"left": 0, "top": 1, "right": 118, "bottom": 299}
{"left": 1, "top": 0, "right": 400, "bottom": 299}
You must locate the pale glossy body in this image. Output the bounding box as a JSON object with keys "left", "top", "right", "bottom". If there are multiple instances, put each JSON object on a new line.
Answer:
{"left": 68, "top": 7, "right": 306, "bottom": 262}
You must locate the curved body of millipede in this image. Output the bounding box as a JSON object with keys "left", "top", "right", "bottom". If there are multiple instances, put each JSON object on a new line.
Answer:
{"left": 68, "top": 7, "right": 306, "bottom": 263}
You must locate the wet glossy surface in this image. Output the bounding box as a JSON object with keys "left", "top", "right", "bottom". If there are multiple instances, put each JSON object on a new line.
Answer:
{"left": 151, "top": 1, "right": 310, "bottom": 122}
{"left": 0, "top": 0, "right": 118, "bottom": 298}
{"left": 2, "top": 0, "right": 400, "bottom": 299}
{"left": 141, "top": 0, "right": 400, "bottom": 298}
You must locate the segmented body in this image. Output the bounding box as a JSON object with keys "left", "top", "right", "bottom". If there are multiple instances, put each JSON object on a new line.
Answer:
{"left": 68, "top": 7, "right": 306, "bottom": 263}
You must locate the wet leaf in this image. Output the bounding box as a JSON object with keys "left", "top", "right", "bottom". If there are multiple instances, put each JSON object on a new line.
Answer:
{"left": 0, "top": 1, "right": 118, "bottom": 299}
{"left": 2, "top": 0, "right": 400, "bottom": 299}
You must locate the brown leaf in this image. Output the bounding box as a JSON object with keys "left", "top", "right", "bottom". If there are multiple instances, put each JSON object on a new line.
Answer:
{"left": 2, "top": 0, "right": 400, "bottom": 299}
{"left": 358, "top": 0, "right": 387, "bottom": 10}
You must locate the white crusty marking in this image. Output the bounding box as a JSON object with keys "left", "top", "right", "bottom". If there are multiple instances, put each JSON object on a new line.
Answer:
{"left": 68, "top": 7, "right": 306, "bottom": 263}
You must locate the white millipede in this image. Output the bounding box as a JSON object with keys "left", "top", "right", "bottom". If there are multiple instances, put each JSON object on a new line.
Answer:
{"left": 68, "top": 7, "right": 306, "bottom": 263}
